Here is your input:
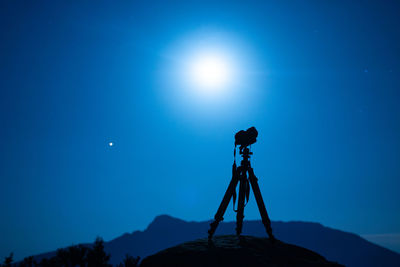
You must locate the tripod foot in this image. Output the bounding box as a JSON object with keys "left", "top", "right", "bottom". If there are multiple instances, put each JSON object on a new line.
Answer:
{"left": 208, "top": 219, "right": 221, "bottom": 240}
{"left": 207, "top": 237, "right": 215, "bottom": 247}
{"left": 238, "top": 235, "right": 246, "bottom": 245}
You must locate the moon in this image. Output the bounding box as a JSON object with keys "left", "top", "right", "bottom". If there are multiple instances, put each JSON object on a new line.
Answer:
{"left": 182, "top": 47, "right": 237, "bottom": 99}
{"left": 188, "top": 52, "right": 231, "bottom": 91}
{"left": 161, "top": 32, "right": 255, "bottom": 114}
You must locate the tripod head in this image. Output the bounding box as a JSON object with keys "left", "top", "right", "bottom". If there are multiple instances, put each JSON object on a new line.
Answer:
{"left": 239, "top": 146, "right": 252, "bottom": 160}
{"left": 238, "top": 146, "right": 253, "bottom": 169}
{"left": 235, "top": 127, "right": 257, "bottom": 165}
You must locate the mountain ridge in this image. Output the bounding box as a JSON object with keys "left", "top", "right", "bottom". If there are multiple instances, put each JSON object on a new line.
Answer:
{"left": 26, "top": 215, "right": 400, "bottom": 267}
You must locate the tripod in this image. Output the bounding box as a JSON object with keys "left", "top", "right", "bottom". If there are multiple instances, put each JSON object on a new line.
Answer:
{"left": 208, "top": 146, "right": 275, "bottom": 241}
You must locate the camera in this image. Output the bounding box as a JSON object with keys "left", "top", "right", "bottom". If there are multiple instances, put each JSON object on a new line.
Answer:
{"left": 234, "top": 127, "right": 258, "bottom": 148}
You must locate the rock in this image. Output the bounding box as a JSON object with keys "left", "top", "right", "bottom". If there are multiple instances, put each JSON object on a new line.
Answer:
{"left": 140, "top": 235, "right": 344, "bottom": 267}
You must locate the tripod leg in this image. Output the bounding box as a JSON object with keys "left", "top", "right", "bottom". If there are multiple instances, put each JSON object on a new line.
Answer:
{"left": 235, "top": 167, "right": 247, "bottom": 236}
{"left": 248, "top": 167, "right": 275, "bottom": 241}
{"left": 208, "top": 163, "right": 239, "bottom": 240}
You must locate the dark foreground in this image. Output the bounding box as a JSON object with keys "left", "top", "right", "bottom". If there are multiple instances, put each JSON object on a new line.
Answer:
{"left": 140, "top": 235, "right": 344, "bottom": 267}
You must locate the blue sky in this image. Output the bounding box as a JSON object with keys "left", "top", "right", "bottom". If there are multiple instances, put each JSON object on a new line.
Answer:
{"left": 1, "top": 0, "right": 400, "bottom": 259}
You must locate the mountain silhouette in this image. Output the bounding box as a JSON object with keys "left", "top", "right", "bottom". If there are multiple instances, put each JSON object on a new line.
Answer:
{"left": 29, "top": 215, "right": 400, "bottom": 267}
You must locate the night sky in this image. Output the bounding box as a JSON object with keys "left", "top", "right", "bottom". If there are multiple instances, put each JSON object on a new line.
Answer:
{"left": 1, "top": 0, "right": 400, "bottom": 260}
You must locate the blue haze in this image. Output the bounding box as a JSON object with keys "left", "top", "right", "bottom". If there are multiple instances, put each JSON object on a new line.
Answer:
{"left": 1, "top": 0, "right": 399, "bottom": 260}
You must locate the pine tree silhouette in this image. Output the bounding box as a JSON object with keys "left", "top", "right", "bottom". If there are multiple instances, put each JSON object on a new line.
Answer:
{"left": 13, "top": 237, "right": 139, "bottom": 267}
{"left": 67, "top": 245, "right": 88, "bottom": 267}
{"left": 86, "top": 237, "right": 111, "bottom": 267}
{"left": 38, "top": 257, "right": 58, "bottom": 267}
{"left": 51, "top": 244, "right": 88, "bottom": 267}
{"left": 56, "top": 247, "right": 71, "bottom": 267}
{"left": 18, "top": 256, "right": 36, "bottom": 267}
{"left": 2, "top": 253, "right": 13, "bottom": 267}
{"left": 116, "top": 254, "right": 140, "bottom": 267}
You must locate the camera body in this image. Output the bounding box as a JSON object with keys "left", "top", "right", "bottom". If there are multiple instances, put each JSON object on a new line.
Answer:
{"left": 234, "top": 127, "right": 258, "bottom": 149}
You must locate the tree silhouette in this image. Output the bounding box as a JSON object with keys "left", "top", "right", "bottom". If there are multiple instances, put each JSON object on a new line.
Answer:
{"left": 18, "top": 256, "right": 36, "bottom": 267}
{"left": 86, "top": 237, "right": 111, "bottom": 267}
{"left": 37, "top": 257, "right": 58, "bottom": 267}
{"left": 67, "top": 245, "right": 88, "bottom": 267}
{"left": 56, "top": 247, "right": 71, "bottom": 267}
{"left": 1, "top": 253, "right": 13, "bottom": 267}
{"left": 116, "top": 254, "right": 140, "bottom": 267}
{"left": 46, "top": 244, "right": 87, "bottom": 267}
{"left": 12, "top": 237, "right": 139, "bottom": 267}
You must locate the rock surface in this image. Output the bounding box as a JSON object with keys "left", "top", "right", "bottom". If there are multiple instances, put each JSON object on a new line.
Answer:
{"left": 140, "top": 235, "right": 344, "bottom": 267}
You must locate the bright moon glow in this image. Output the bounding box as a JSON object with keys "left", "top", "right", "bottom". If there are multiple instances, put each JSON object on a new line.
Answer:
{"left": 188, "top": 53, "right": 231, "bottom": 90}
{"left": 162, "top": 32, "right": 257, "bottom": 113}
{"left": 108, "top": 142, "right": 113, "bottom": 147}
{"left": 183, "top": 49, "right": 237, "bottom": 99}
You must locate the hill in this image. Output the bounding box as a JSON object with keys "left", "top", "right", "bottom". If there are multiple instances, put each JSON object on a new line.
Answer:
{"left": 140, "top": 235, "right": 344, "bottom": 267}
{"left": 30, "top": 215, "right": 400, "bottom": 267}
